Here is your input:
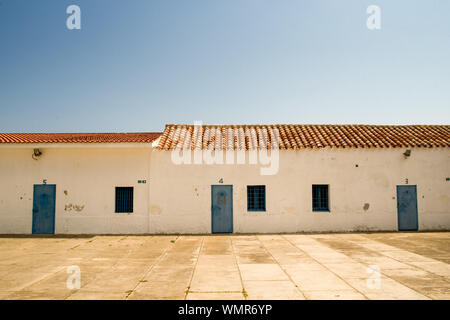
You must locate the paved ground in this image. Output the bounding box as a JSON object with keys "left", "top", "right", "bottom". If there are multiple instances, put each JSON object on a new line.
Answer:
{"left": 0, "top": 232, "right": 449, "bottom": 300}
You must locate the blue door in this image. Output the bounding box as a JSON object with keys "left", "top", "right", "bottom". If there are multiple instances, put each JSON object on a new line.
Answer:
{"left": 211, "top": 185, "right": 233, "bottom": 233}
{"left": 397, "top": 185, "right": 418, "bottom": 231}
{"left": 32, "top": 184, "right": 56, "bottom": 234}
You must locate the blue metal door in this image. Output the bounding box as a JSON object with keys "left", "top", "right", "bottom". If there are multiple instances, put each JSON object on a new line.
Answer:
{"left": 32, "top": 184, "right": 56, "bottom": 234}
{"left": 211, "top": 185, "right": 233, "bottom": 233}
{"left": 397, "top": 185, "right": 418, "bottom": 231}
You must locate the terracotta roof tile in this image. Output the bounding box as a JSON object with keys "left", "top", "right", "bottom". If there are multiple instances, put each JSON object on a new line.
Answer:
{"left": 157, "top": 124, "right": 450, "bottom": 150}
{"left": 0, "top": 132, "right": 161, "bottom": 144}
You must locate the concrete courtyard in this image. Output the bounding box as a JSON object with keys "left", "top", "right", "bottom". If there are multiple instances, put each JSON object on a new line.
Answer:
{"left": 0, "top": 232, "right": 449, "bottom": 300}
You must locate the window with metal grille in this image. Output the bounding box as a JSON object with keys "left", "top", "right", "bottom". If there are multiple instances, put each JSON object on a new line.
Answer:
{"left": 247, "top": 185, "right": 266, "bottom": 211}
{"left": 312, "top": 185, "right": 329, "bottom": 212}
{"left": 115, "top": 187, "right": 133, "bottom": 213}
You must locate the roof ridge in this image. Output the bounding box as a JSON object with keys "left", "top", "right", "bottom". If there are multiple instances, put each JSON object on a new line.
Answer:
{"left": 0, "top": 132, "right": 162, "bottom": 144}
{"left": 164, "top": 124, "right": 450, "bottom": 127}
{"left": 157, "top": 124, "right": 450, "bottom": 150}
{"left": 0, "top": 132, "right": 162, "bottom": 135}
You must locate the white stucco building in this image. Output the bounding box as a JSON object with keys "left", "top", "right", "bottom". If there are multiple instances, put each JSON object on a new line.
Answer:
{"left": 0, "top": 124, "right": 449, "bottom": 234}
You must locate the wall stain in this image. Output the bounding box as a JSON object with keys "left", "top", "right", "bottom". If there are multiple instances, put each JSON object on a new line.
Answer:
{"left": 73, "top": 205, "right": 85, "bottom": 212}
{"left": 65, "top": 203, "right": 85, "bottom": 212}
{"left": 283, "top": 206, "right": 296, "bottom": 214}
{"left": 150, "top": 205, "right": 162, "bottom": 215}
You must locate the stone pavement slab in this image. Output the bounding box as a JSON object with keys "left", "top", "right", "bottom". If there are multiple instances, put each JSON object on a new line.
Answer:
{"left": 0, "top": 232, "right": 448, "bottom": 300}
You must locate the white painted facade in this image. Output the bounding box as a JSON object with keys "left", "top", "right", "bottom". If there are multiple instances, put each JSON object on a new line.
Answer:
{"left": 149, "top": 148, "right": 450, "bottom": 233}
{"left": 0, "top": 144, "right": 449, "bottom": 234}
{"left": 0, "top": 144, "right": 152, "bottom": 234}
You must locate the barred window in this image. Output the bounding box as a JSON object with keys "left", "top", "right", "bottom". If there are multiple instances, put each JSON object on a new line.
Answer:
{"left": 115, "top": 187, "right": 133, "bottom": 213}
{"left": 247, "top": 185, "right": 266, "bottom": 211}
{"left": 312, "top": 185, "right": 329, "bottom": 212}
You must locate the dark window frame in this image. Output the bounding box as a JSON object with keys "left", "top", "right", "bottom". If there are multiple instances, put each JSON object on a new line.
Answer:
{"left": 115, "top": 187, "right": 134, "bottom": 213}
{"left": 312, "top": 184, "right": 329, "bottom": 212}
{"left": 247, "top": 185, "right": 266, "bottom": 212}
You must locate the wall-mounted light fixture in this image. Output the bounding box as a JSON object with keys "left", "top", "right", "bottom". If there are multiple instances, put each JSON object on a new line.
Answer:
{"left": 403, "top": 149, "right": 411, "bottom": 158}
{"left": 32, "top": 148, "right": 42, "bottom": 160}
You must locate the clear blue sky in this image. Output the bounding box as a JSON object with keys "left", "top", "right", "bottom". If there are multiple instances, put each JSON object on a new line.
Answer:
{"left": 0, "top": 0, "right": 449, "bottom": 133}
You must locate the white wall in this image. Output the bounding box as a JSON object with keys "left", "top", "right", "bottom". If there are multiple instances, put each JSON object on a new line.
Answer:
{"left": 0, "top": 145, "right": 448, "bottom": 234}
{"left": 0, "top": 145, "right": 152, "bottom": 234}
{"left": 148, "top": 148, "right": 450, "bottom": 233}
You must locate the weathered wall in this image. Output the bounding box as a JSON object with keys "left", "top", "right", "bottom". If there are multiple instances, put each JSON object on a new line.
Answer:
{"left": 0, "top": 145, "right": 448, "bottom": 234}
{"left": 0, "top": 145, "right": 152, "bottom": 234}
{"left": 148, "top": 148, "right": 450, "bottom": 233}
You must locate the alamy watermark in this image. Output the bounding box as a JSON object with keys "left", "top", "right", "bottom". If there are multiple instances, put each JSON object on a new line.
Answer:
{"left": 367, "top": 5, "right": 381, "bottom": 30}
{"left": 366, "top": 265, "right": 381, "bottom": 289}
{"left": 170, "top": 122, "right": 280, "bottom": 175}
{"left": 66, "top": 265, "right": 81, "bottom": 290}
{"left": 65, "top": 5, "right": 380, "bottom": 31}
{"left": 66, "top": 5, "right": 81, "bottom": 30}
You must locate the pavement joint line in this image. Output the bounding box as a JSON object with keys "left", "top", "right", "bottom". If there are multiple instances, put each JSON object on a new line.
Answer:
{"left": 11, "top": 236, "right": 91, "bottom": 294}
{"left": 1, "top": 233, "right": 448, "bottom": 300}
{"left": 244, "top": 279, "right": 303, "bottom": 282}
{"left": 9, "top": 266, "right": 67, "bottom": 293}
{"left": 338, "top": 235, "right": 448, "bottom": 297}
{"left": 70, "top": 235, "right": 99, "bottom": 250}
{"left": 188, "top": 290, "right": 243, "bottom": 293}
{"left": 64, "top": 236, "right": 143, "bottom": 300}
{"left": 230, "top": 236, "right": 247, "bottom": 300}
{"left": 64, "top": 235, "right": 155, "bottom": 300}
{"left": 64, "top": 236, "right": 145, "bottom": 300}
{"left": 313, "top": 234, "right": 434, "bottom": 299}
{"left": 281, "top": 235, "right": 370, "bottom": 300}
{"left": 124, "top": 236, "right": 175, "bottom": 300}
{"left": 184, "top": 236, "right": 204, "bottom": 300}
{"left": 358, "top": 234, "right": 450, "bottom": 282}
{"left": 69, "top": 239, "right": 89, "bottom": 250}
{"left": 349, "top": 234, "right": 447, "bottom": 268}
{"left": 257, "top": 235, "right": 307, "bottom": 300}
{"left": 381, "top": 236, "right": 450, "bottom": 257}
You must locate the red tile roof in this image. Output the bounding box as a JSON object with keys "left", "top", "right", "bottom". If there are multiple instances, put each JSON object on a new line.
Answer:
{"left": 157, "top": 124, "right": 450, "bottom": 150}
{"left": 0, "top": 132, "right": 161, "bottom": 144}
